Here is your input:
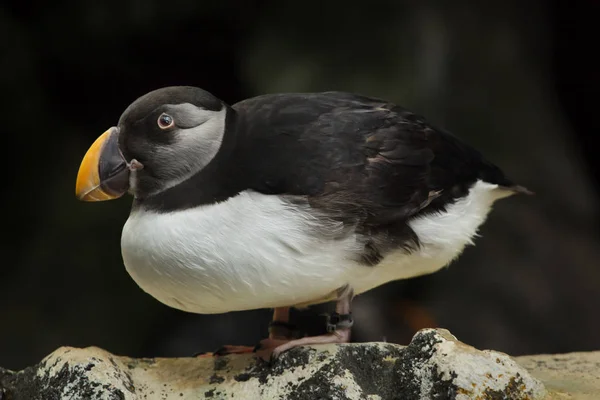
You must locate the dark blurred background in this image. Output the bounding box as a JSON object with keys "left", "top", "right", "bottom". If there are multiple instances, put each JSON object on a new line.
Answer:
{"left": 1, "top": 0, "right": 599, "bottom": 371}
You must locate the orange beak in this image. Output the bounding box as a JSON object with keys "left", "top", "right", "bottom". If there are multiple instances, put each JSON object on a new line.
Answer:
{"left": 75, "top": 127, "right": 129, "bottom": 201}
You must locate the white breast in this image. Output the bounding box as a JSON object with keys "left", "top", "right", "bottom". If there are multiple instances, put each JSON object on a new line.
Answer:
{"left": 120, "top": 181, "right": 509, "bottom": 314}
{"left": 121, "top": 191, "right": 365, "bottom": 313}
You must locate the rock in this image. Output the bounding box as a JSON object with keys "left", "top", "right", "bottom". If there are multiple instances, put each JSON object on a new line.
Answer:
{"left": 0, "top": 328, "right": 551, "bottom": 399}
{"left": 515, "top": 352, "right": 600, "bottom": 400}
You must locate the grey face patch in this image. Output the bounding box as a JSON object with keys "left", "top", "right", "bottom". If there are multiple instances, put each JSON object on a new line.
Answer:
{"left": 129, "top": 105, "right": 228, "bottom": 198}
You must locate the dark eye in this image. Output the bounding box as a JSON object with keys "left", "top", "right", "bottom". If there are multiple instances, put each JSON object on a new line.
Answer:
{"left": 157, "top": 113, "right": 174, "bottom": 129}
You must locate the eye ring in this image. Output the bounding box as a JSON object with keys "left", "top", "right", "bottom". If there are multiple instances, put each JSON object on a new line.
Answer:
{"left": 157, "top": 113, "right": 174, "bottom": 129}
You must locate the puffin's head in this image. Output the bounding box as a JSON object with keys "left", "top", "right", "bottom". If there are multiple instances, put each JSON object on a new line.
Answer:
{"left": 75, "top": 86, "right": 227, "bottom": 201}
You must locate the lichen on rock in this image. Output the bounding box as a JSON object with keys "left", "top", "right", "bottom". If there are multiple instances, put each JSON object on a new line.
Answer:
{"left": 0, "top": 328, "right": 550, "bottom": 399}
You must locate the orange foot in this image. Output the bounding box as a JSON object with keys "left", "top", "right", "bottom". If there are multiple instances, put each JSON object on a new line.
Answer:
{"left": 195, "top": 345, "right": 256, "bottom": 358}
{"left": 255, "top": 328, "right": 352, "bottom": 361}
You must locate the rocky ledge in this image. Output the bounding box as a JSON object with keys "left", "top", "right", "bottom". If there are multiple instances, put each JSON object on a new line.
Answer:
{"left": 0, "top": 328, "right": 598, "bottom": 399}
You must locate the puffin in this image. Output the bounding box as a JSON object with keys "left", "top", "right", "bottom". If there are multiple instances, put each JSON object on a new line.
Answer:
{"left": 75, "top": 86, "right": 530, "bottom": 360}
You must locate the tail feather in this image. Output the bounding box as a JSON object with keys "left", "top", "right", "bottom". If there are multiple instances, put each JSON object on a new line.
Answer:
{"left": 495, "top": 184, "right": 534, "bottom": 199}
{"left": 506, "top": 184, "right": 534, "bottom": 195}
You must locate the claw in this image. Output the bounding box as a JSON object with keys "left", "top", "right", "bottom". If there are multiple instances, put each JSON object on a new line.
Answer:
{"left": 194, "top": 351, "right": 215, "bottom": 358}
{"left": 212, "top": 345, "right": 256, "bottom": 356}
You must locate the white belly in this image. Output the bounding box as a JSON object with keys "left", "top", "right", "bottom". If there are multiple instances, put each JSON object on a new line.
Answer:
{"left": 120, "top": 181, "right": 507, "bottom": 314}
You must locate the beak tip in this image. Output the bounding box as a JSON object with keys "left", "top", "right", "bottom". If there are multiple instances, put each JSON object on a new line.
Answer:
{"left": 75, "top": 181, "right": 93, "bottom": 201}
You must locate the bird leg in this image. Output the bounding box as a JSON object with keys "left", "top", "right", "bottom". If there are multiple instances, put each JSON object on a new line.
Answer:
{"left": 256, "top": 285, "right": 355, "bottom": 361}
{"left": 267, "top": 306, "right": 299, "bottom": 339}
{"left": 202, "top": 307, "right": 297, "bottom": 357}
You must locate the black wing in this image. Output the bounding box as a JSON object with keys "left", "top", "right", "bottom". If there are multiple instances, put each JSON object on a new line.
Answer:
{"left": 233, "top": 91, "right": 515, "bottom": 227}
